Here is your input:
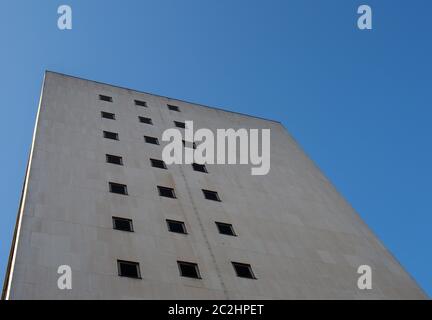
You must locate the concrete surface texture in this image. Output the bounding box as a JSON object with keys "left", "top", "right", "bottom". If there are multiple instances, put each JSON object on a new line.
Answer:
{"left": 2, "top": 71, "right": 427, "bottom": 299}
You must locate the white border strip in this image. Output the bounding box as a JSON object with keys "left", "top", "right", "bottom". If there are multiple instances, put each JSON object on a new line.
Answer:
{"left": 4, "top": 72, "right": 46, "bottom": 300}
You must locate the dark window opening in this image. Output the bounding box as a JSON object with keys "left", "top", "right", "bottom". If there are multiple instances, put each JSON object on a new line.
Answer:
{"left": 168, "top": 104, "right": 180, "bottom": 112}
{"left": 139, "top": 116, "right": 153, "bottom": 125}
{"left": 144, "top": 136, "right": 159, "bottom": 145}
{"left": 174, "top": 121, "right": 186, "bottom": 129}
{"left": 113, "top": 217, "right": 133, "bottom": 232}
{"left": 106, "top": 154, "right": 123, "bottom": 165}
{"left": 117, "top": 260, "right": 141, "bottom": 279}
{"left": 101, "top": 111, "right": 115, "bottom": 120}
{"left": 202, "top": 189, "right": 221, "bottom": 202}
{"left": 150, "top": 158, "right": 167, "bottom": 169}
{"left": 166, "top": 220, "right": 187, "bottom": 234}
{"left": 99, "top": 94, "right": 113, "bottom": 102}
{"left": 177, "top": 261, "right": 200, "bottom": 279}
{"left": 182, "top": 140, "right": 197, "bottom": 149}
{"left": 216, "top": 222, "right": 236, "bottom": 236}
{"left": 134, "top": 99, "right": 147, "bottom": 107}
{"left": 103, "top": 131, "right": 119, "bottom": 140}
{"left": 192, "top": 163, "right": 207, "bottom": 173}
{"left": 109, "top": 182, "right": 128, "bottom": 195}
{"left": 157, "top": 186, "right": 176, "bottom": 198}
{"left": 232, "top": 262, "right": 256, "bottom": 279}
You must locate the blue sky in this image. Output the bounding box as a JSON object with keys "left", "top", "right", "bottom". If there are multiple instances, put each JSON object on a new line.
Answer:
{"left": 0, "top": 0, "right": 430, "bottom": 297}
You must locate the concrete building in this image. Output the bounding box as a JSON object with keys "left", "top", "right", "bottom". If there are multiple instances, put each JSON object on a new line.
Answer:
{"left": 2, "top": 71, "right": 427, "bottom": 299}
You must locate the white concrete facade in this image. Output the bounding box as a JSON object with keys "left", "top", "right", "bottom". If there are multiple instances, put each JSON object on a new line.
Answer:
{"left": 2, "top": 71, "right": 427, "bottom": 299}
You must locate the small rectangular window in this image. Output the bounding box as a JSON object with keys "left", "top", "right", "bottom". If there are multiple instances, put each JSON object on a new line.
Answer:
{"left": 182, "top": 140, "right": 197, "bottom": 149}
{"left": 103, "top": 131, "right": 119, "bottom": 140}
{"left": 232, "top": 262, "right": 256, "bottom": 279}
{"left": 216, "top": 222, "right": 236, "bottom": 236}
{"left": 166, "top": 220, "right": 187, "bottom": 234}
{"left": 202, "top": 189, "right": 221, "bottom": 202}
{"left": 134, "top": 99, "right": 147, "bottom": 107}
{"left": 174, "top": 121, "right": 186, "bottom": 129}
{"left": 192, "top": 163, "right": 207, "bottom": 173}
{"left": 109, "top": 182, "right": 128, "bottom": 195}
{"left": 168, "top": 104, "right": 180, "bottom": 112}
{"left": 113, "top": 217, "right": 133, "bottom": 232}
{"left": 144, "top": 136, "right": 159, "bottom": 145}
{"left": 99, "top": 94, "right": 113, "bottom": 102}
{"left": 117, "top": 260, "right": 141, "bottom": 279}
{"left": 101, "top": 111, "right": 115, "bottom": 120}
{"left": 139, "top": 116, "right": 153, "bottom": 125}
{"left": 106, "top": 154, "right": 123, "bottom": 165}
{"left": 150, "top": 158, "right": 167, "bottom": 169}
{"left": 177, "top": 261, "right": 200, "bottom": 279}
{"left": 157, "top": 186, "right": 176, "bottom": 198}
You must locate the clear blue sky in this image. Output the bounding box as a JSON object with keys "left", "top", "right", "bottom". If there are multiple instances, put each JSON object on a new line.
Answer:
{"left": 0, "top": 0, "right": 430, "bottom": 297}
